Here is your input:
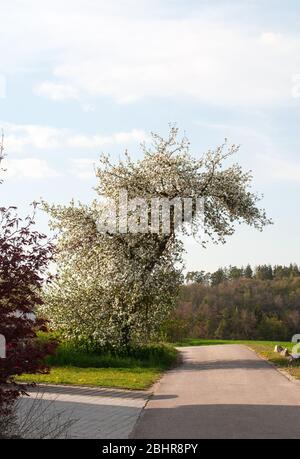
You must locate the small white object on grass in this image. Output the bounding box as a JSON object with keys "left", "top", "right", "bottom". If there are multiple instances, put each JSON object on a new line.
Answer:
{"left": 274, "top": 345, "right": 283, "bottom": 353}
{"left": 291, "top": 353, "right": 300, "bottom": 360}
{"left": 280, "top": 348, "right": 290, "bottom": 358}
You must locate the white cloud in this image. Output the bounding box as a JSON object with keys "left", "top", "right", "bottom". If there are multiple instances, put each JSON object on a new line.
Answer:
{"left": 194, "top": 120, "right": 300, "bottom": 184}
{"left": 194, "top": 119, "right": 275, "bottom": 154}
{"left": 0, "top": 122, "right": 147, "bottom": 154}
{"left": 3, "top": 158, "right": 59, "bottom": 179}
{"left": 1, "top": 1, "right": 300, "bottom": 107}
{"left": 259, "top": 32, "right": 283, "bottom": 46}
{"left": 34, "top": 81, "right": 79, "bottom": 101}
{"left": 3, "top": 123, "right": 65, "bottom": 152}
{"left": 260, "top": 155, "right": 300, "bottom": 181}
{"left": 67, "top": 129, "right": 146, "bottom": 149}
{"left": 71, "top": 158, "right": 96, "bottom": 179}
{"left": 81, "top": 103, "right": 95, "bottom": 112}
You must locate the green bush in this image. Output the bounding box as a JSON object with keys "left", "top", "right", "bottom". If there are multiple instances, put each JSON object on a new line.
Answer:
{"left": 38, "top": 333, "right": 177, "bottom": 370}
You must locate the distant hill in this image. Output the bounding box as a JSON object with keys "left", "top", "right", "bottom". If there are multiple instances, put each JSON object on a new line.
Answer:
{"left": 164, "top": 264, "right": 300, "bottom": 342}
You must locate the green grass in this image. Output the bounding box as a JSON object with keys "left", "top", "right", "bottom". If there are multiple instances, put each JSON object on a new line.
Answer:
{"left": 45, "top": 341, "right": 177, "bottom": 368}
{"left": 16, "top": 342, "right": 178, "bottom": 390}
{"left": 173, "top": 338, "right": 300, "bottom": 380}
{"left": 174, "top": 338, "right": 292, "bottom": 348}
{"left": 17, "top": 366, "right": 162, "bottom": 390}
{"left": 17, "top": 337, "right": 300, "bottom": 389}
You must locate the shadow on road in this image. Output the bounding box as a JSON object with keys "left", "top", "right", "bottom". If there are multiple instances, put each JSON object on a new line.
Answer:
{"left": 172, "top": 358, "right": 269, "bottom": 372}
{"left": 27, "top": 384, "right": 149, "bottom": 400}
{"left": 132, "top": 403, "right": 300, "bottom": 439}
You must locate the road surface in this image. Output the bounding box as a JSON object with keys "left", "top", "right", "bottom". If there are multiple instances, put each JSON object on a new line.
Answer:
{"left": 132, "top": 345, "right": 300, "bottom": 439}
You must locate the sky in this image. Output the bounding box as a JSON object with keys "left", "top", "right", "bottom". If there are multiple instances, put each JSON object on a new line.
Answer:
{"left": 1, "top": 0, "right": 300, "bottom": 272}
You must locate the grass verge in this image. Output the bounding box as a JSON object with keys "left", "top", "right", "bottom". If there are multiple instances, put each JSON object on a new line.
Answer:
{"left": 17, "top": 342, "right": 178, "bottom": 390}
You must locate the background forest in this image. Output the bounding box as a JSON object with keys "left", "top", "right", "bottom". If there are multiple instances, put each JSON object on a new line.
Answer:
{"left": 166, "top": 264, "right": 300, "bottom": 341}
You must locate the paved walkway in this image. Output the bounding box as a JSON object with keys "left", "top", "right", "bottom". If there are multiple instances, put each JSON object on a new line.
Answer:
{"left": 132, "top": 345, "right": 300, "bottom": 439}
{"left": 18, "top": 385, "right": 149, "bottom": 439}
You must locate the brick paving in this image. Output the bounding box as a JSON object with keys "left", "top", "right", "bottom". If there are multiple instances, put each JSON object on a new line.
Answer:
{"left": 18, "top": 384, "right": 149, "bottom": 439}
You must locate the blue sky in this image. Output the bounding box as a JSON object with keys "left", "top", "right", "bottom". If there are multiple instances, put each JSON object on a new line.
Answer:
{"left": 1, "top": 0, "right": 300, "bottom": 272}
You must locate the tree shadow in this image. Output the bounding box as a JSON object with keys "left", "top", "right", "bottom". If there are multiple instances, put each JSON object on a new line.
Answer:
{"left": 18, "top": 396, "right": 144, "bottom": 439}
{"left": 132, "top": 403, "right": 300, "bottom": 439}
{"left": 171, "top": 358, "right": 270, "bottom": 372}
{"left": 26, "top": 384, "right": 149, "bottom": 400}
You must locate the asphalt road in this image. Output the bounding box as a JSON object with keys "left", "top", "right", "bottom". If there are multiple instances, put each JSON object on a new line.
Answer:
{"left": 132, "top": 344, "right": 300, "bottom": 439}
